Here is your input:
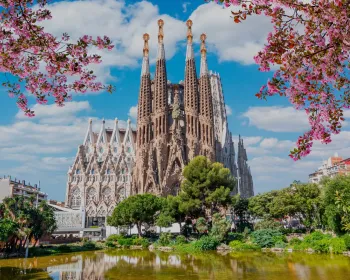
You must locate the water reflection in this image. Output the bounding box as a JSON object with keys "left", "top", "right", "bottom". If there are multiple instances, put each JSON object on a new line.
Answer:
{"left": 0, "top": 251, "right": 349, "bottom": 280}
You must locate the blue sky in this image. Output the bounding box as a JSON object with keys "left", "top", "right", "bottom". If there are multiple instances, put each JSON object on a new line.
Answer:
{"left": 1, "top": 0, "right": 349, "bottom": 201}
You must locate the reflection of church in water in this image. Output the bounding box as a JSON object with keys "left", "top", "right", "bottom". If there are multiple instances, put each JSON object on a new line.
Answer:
{"left": 64, "top": 19, "right": 254, "bottom": 229}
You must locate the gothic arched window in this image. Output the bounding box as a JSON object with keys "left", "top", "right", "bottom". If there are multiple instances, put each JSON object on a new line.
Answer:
{"left": 106, "top": 169, "right": 111, "bottom": 175}
{"left": 86, "top": 187, "right": 97, "bottom": 204}
{"left": 91, "top": 169, "right": 95, "bottom": 175}
{"left": 102, "top": 187, "right": 112, "bottom": 204}
{"left": 71, "top": 188, "right": 81, "bottom": 208}
{"left": 76, "top": 169, "right": 80, "bottom": 174}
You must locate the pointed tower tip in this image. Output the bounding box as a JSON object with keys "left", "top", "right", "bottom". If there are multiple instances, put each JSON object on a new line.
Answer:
{"left": 89, "top": 118, "right": 92, "bottom": 124}
{"left": 127, "top": 118, "right": 131, "bottom": 124}
{"left": 158, "top": 19, "right": 164, "bottom": 43}
{"left": 186, "top": 20, "right": 194, "bottom": 60}
{"left": 115, "top": 118, "right": 118, "bottom": 123}
{"left": 200, "top": 33, "right": 208, "bottom": 76}
{"left": 186, "top": 20, "right": 193, "bottom": 43}
{"left": 102, "top": 118, "right": 105, "bottom": 124}
{"left": 142, "top": 33, "right": 150, "bottom": 75}
{"left": 143, "top": 33, "right": 150, "bottom": 57}
{"left": 156, "top": 20, "right": 165, "bottom": 60}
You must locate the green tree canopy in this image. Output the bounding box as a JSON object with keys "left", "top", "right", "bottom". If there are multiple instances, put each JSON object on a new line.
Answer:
{"left": 248, "top": 190, "right": 279, "bottom": 218}
{"left": 249, "top": 183, "right": 323, "bottom": 231}
{"left": 180, "top": 156, "right": 236, "bottom": 217}
{"left": 322, "top": 175, "right": 350, "bottom": 234}
{"left": 0, "top": 196, "right": 56, "bottom": 255}
{"left": 156, "top": 195, "right": 185, "bottom": 229}
{"left": 108, "top": 194, "right": 162, "bottom": 237}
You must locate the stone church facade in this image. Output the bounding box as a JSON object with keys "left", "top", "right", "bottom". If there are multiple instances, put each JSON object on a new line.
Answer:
{"left": 65, "top": 19, "right": 253, "bottom": 227}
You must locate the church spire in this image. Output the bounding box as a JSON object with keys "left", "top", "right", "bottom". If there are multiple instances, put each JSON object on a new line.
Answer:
{"left": 157, "top": 19, "right": 165, "bottom": 60}
{"left": 136, "top": 33, "right": 152, "bottom": 147}
{"left": 186, "top": 19, "right": 194, "bottom": 60}
{"left": 200, "top": 34, "right": 208, "bottom": 77}
{"left": 153, "top": 19, "right": 168, "bottom": 127}
{"left": 198, "top": 33, "right": 215, "bottom": 161}
{"left": 141, "top": 33, "right": 150, "bottom": 76}
{"left": 184, "top": 19, "right": 200, "bottom": 160}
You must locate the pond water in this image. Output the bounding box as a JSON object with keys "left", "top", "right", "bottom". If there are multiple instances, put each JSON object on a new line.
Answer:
{"left": 0, "top": 250, "right": 349, "bottom": 280}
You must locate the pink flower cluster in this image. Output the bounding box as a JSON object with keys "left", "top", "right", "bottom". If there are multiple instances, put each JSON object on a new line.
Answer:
{"left": 212, "top": 0, "right": 350, "bottom": 160}
{"left": 0, "top": 0, "right": 115, "bottom": 117}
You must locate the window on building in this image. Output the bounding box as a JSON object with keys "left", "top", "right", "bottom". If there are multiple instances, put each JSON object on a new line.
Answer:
{"left": 76, "top": 169, "right": 80, "bottom": 174}
{"left": 91, "top": 169, "right": 95, "bottom": 175}
{"left": 71, "top": 188, "right": 81, "bottom": 208}
{"left": 106, "top": 169, "right": 110, "bottom": 175}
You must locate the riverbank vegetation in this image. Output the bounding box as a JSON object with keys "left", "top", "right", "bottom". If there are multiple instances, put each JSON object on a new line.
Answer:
{"left": 106, "top": 156, "right": 350, "bottom": 255}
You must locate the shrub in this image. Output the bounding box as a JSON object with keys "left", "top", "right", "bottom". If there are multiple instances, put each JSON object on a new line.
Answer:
{"left": 106, "top": 234, "right": 124, "bottom": 242}
{"left": 250, "top": 229, "right": 284, "bottom": 248}
{"left": 229, "top": 240, "right": 260, "bottom": 251}
{"left": 117, "top": 238, "right": 133, "bottom": 247}
{"left": 210, "top": 213, "right": 231, "bottom": 242}
{"left": 303, "top": 231, "right": 332, "bottom": 244}
{"left": 158, "top": 232, "right": 173, "bottom": 246}
{"left": 57, "top": 244, "right": 72, "bottom": 253}
{"left": 105, "top": 240, "right": 116, "bottom": 248}
{"left": 329, "top": 238, "right": 347, "bottom": 254}
{"left": 82, "top": 240, "right": 96, "bottom": 250}
{"left": 175, "top": 235, "right": 187, "bottom": 245}
{"left": 132, "top": 237, "right": 150, "bottom": 248}
{"left": 195, "top": 218, "right": 208, "bottom": 235}
{"left": 274, "top": 241, "right": 287, "bottom": 249}
{"left": 312, "top": 239, "right": 331, "bottom": 253}
{"left": 342, "top": 234, "right": 350, "bottom": 250}
{"left": 289, "top": 238, "right": 302, "bottom": 246}
{"left": 254, "top": 219, "right": 282, "bottom": 230}
{"left": 192, "top": 236, "right": 220, "bottom": 251}
{"left": 227, "top": 232, "right": 244, "bottom": 242}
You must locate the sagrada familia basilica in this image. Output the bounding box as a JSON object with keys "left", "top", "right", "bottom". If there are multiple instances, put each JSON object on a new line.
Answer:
{"left": 65, "top": 20, "right": 254, "bottom": 227}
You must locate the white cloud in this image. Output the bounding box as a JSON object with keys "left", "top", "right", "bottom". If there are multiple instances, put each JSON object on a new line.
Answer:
{"left": 250, "top": 155, "right": 320, "bottom": 193}
{"left": 16, "top": 101, "right": 92, "bottom": 124}
{"left": 182, "top": 2, "right": 190, "bottom": 13}
{"left": 242, "top": 106, "right": 310, "bottom": 132}
{"left": 189, "top": 2, "right": 273, "bottom": 64}
{"left": 41, "top": 0, "right": 186, "bottom": 84}
{"left": 38, "top": 0, "right": 272, "bottom": 88}
{"left": 225, "top": 105, "right": 232, "bottom": 116}
{"left": 128, "top": 105, "right": 138, "bottom": 121}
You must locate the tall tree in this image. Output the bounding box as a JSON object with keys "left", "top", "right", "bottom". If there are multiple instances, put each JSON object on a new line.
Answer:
{"left": 157, "top": 195, "right": 186, "bottom": 230}
{"left": 0, "top": 196, "right": 56, "bottom": 255}
{"left": 180, "top": 156, "right": 236, "bottom": 217}
{"left": 0, "top": 0, "right": 114, "bottom": 116}
{"left": 212, "top": 0, "right": 349, "bottom": 160}
{"left": 322, "top": 175, "right": 350, "bottom": 234}
{"left": 248, "top": 190, "right": 279, "bottom": 218}
{"left": 108, "top": 194, "right": 162, "bottom": 237}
